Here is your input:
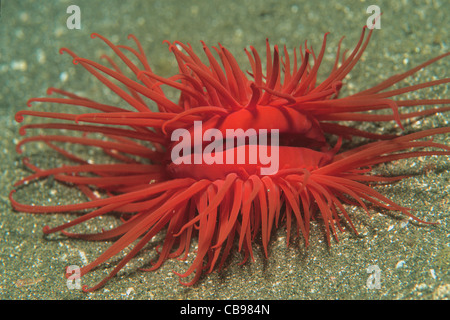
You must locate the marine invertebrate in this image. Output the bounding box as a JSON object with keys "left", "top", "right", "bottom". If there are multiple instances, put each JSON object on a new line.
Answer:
{"left": 11, "top": 27, "right": 449, "bottom": 291}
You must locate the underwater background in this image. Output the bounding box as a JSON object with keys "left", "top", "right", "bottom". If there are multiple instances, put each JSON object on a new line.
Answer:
{"left": 0, "top": 0, "right": 449, "bottom": 299}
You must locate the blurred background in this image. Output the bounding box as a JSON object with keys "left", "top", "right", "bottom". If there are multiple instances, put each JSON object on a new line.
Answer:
{"left": 0, "top": 0, "right": 449, "bottom": 299}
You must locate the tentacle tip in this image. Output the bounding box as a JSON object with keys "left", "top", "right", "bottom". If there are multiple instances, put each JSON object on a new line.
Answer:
{"left": 173, "top": 269, "right": 186, "bottom": 278}
{"left": 136, "top": 70, "right": 146, "bottom": 80}
{"left": 18, "top": 127, "right": 26, "bottom": 136}
{"left": 15, "top": 112, "right": 25, "bottom": 123}
{"left": 161, "top": 125, "right": 168, "bottom": 136}
{"left": 178, "top": 278, "right": 196, "bottom": 287}
{"left": 42, "top": 225, "right": 51, "bottom": 234}
{"left": 82, "top": 285, "right": 92, "bottom": 293}
{"left": 304, "top": 239, "right": 310, "bottom": 248}
{"left": 26, "top": 99, "right": 35, "bottom": 107}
